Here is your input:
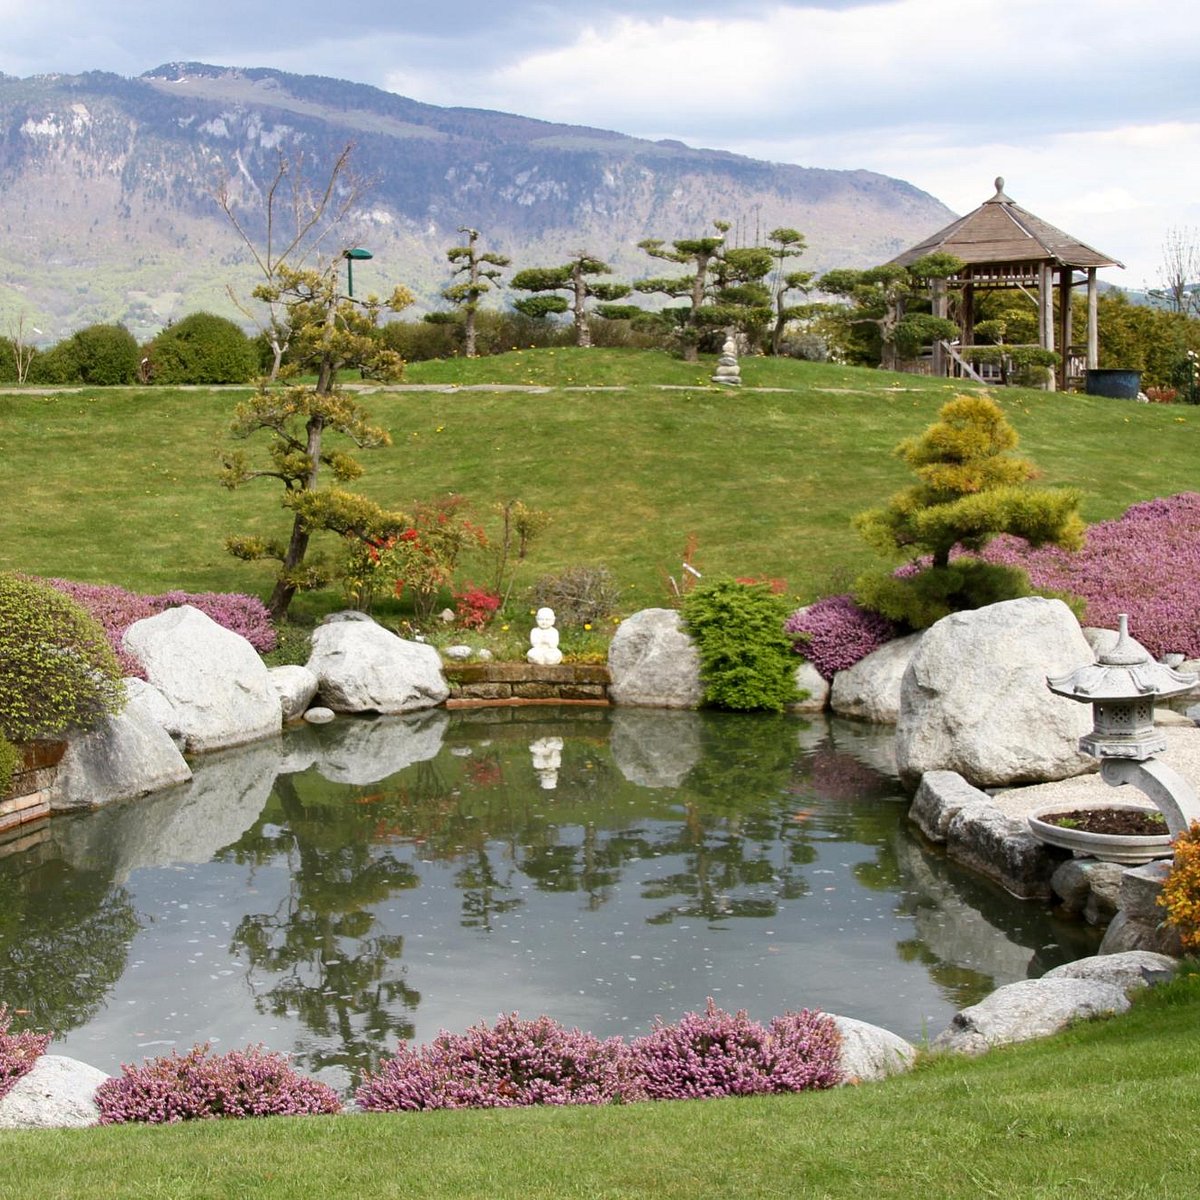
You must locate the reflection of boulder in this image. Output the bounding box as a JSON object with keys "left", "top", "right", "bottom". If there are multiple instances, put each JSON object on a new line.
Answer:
{"left": 297, "top": 710, "right": 450, "bottom": 786}
{"left": 53, "top": 738, "right": 282, "bottom": 883}
{"left": 610, "top": 708, "right": 703, "bottom": 788}
{"left": 824, "top": 718, "right": 899, "bottom": 778}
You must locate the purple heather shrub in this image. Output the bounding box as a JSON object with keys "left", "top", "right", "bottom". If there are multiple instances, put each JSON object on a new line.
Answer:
{"left": 627, "top": 999, "right": 841, "bottom": 1101}
{"left": 974, "top": 492, "right": 1200, "bottom": 659}
{"left": 41, "top": 579, "right": 276, "bottom": 677}
{"left": 0, "top": 1004, "right": 51, "bottom": 1103}
{"left": 785, "top": 594, "right": 897, "bottom": 680}
{"left": 355, "top": 1013, "right": 637, "bottom": 1112}
{"left": 94, "top": 1044, "right": 341, "bottom": 1124}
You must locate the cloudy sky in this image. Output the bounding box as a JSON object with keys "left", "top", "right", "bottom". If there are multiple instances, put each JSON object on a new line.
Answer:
{"left": 4, "top": 0, "right": 1198, "bottom": 285}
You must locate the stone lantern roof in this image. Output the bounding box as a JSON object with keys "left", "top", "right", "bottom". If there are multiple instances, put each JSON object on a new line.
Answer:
{"left": 1047, "top": 615, "right": 1196, "bottom": 703}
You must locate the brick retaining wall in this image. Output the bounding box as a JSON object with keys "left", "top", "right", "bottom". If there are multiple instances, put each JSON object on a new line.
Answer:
{"left": 0, "top": 740, "right": 63, "bottom": 841}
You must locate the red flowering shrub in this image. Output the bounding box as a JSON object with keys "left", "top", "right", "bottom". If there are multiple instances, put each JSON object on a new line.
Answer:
{"left": 785, "top": 594, "right": 897, "bottom": 680}
{"left": 355, "top": 1013, "right": 636, "bottom": 1111}
{"left": 974, "top": 492, "right": 1200, "bottom": 658}
{"left": 42, "top": 579, "right": 276, "bottom": 676}
{"left": 627, "top": 1000, "right": 841, "bottom": 1100}
{"left": 453, "top": 583, "right": 502, "bottom": 630}
{"left": 0, "top": 1004, "right": 50, "bottom": 1102}
{"left": 95, "top": 1044, "right": 341, "bottom": 1124}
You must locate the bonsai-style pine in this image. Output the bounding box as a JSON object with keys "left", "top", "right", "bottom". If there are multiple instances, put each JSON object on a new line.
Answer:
{"left": 853, "top": 394, "right": 1085, "bottom": 628}
{"left": 510, "top": 254, "right": 634, "bottom": 347}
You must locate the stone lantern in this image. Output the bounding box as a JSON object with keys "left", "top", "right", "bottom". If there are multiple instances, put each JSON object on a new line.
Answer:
{"left": 1046, "top": 614, "right": 1200, "bottom": 836}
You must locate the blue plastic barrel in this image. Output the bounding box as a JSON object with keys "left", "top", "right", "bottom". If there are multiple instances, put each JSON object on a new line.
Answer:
{"left": 1085, "top": 369, "right": 1142, "bottom": 399}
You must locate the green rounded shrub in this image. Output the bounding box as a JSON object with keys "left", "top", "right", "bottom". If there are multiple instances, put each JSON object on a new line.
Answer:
{"left": 0, "top": 573, "right": 126, "bottom": 743}
{"left": 71, "top": 323, "right": 140, "bottom": 385}
{"left": 26, "top": 340, "right": 82, "bottom": 385}
{"left": 148, "top": 312, "right": 257, "bottom": 384}
{"left": 682, "top": 578, "right": 799, "bottom": 712}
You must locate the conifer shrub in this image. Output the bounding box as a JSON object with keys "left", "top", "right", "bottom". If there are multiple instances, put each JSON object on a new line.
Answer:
{"left": 785, "top": 594, "right": 896, "bottom": 679}
{"left": 681, "top": 578, "right": 798, "bottom": 711}
{"left": 627, "top": 1000, "right": 841, "bottom": 1100}
{"left": 0, "top": 1004, "right": 50, "bottom": 1102}
{"left": 1159, "top": 822, "right": 1200, "bottom": 951}
{"left": 355, "top": 1013, "right": 635, "bottom": 1111}
{"left": 0, "top": 573, "right": 125, "bottom": 743}
{"left": 95, "top": 1044, "right": 342, "bottom": 1124}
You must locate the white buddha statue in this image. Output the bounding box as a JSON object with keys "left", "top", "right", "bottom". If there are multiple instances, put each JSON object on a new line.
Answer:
{"left": 527, "top": 606, "right": 563, "bottom": 665}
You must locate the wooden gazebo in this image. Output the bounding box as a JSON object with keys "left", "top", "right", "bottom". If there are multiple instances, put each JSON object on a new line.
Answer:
{"left": 890, "top": 178, "right": 1124, "bottom": 390}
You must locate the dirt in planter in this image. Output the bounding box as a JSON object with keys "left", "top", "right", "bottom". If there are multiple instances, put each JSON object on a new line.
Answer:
{"left": 1042, "top": 808, "right": 1169, "bottom": 836}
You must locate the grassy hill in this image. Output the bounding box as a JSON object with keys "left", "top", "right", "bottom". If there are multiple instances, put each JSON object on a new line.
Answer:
{"left": 2, "top": 349, "right": 1196, "bottom": 627}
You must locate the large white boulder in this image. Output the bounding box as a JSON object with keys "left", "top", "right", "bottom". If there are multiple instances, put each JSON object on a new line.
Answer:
{"left": 830, "top": 632, "right": 923, "bottom": 724}
{"left": 306, "top": 616, "right": 448, "bottom": 713}
{"left": 123, "top": 605, "right": 282, "bottom": 753}
{"left": 896, "top": 598, "right": 1094, "bottom": 789}
{"left": 790, "top": 661, "right": 829, "bottom": 713}
{"left": 0, "top": 1056, "right": 108, "bottom": 1129}
{"left": 931, "top": 977, "right": 1129, "bottom": 1055}
{"left": 829, "top": 1015, "right": 916, "bottom": 1084}
{"left": 48, "top": 683, "right": 192, "bottom": 812}
{"left": 608, "top": 609, "right": 703, "bottom": 709}
{"left": 269, "top": 664, "right": 320, "bottom": 722}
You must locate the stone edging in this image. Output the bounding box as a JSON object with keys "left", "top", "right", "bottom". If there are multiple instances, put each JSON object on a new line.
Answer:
{"left": 443, "top": 662, "right": 611, "bottom": 705}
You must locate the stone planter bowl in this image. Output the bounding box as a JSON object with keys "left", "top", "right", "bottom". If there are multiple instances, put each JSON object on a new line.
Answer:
{"left": 1027, "top": 801, "right": 1174, "bottom": 865}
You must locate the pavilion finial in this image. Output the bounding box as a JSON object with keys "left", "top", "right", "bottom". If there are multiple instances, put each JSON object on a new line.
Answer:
{"left": 994, "top": 176, "right": 1006, "bottom": 197}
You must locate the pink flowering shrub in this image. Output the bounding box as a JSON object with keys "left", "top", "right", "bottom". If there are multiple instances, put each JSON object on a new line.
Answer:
{"left": 785, "top": 595, "right": 896, "bottom": 680}
{"left": 0, "top": 1004, "right": 50, "bottom": 1102}
{"left": 627, "top": 1000, "right": 841, "bottom": 1100}
{"left": 41, "top": 579, "right": 276, "bottom": 676}
{"left": 95, "top": 1044, "right": 341, "bottom": 1124}
{"left": 975, "top": 492, "right": 1200, "bottom": 658}
{"left": 355, "top": 1013, "right": 637, "bottom": 1111}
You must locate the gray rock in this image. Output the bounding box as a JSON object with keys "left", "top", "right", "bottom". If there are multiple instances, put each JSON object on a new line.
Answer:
{"left": 48, "top": 685, "right": 192, "bottom": 812}
{"left": 1097, "top": 910, "right": 1183, "bottom": 956}
{"left": 303, "top": 706, "right": 336, "bottom": 725}
{"left": 610, "top": 708, "right": 702, "bottom": 788}
{"left": 306, "top": 617, "right": 449, "bottom": 713}
{"left": 608, "top": 609, "right": 703, "bottom": 709}
{"left": 1050, "top": 858, "right": 1095, "bottom": 911}
{"left": 123, "top": 677, "right": 184, "bottom": 748}
{"left": 909, "top": 770, "right": 991, "bottom": 842}
{"left": 830, "top": 1015, "right": 916, "bottom": 1084}
{"left": 123, "top": 605, "right": 282, "bottom": 753}
{"left": 0, "top": 1056, "right": 108, "bottom": 1129}
{"left": 931, "top": 977, "right": 1130, "bottom": 1055}
{"left": 1044, "top": 950, "right": 1178, "bottom": 994}
{"left": 1118, "top": 859, "right": 1173, "bottom": 922}
{"left": 444, "top": 644, "right": 474, "bottom": 661}
{"left": 321, "top": 610, "right": 374, "bottom": 623}
{"left": 1082, "top": 861, "right": 1128, "bottom": 926}
{"left": 944, "top": 800, "right": 1063, "bottom": 899}
{"left": 829, "top": 632, "right": 922, "bottom": 724}
{"left": 790, "top": 660, "right": 829, "bottom": 713}
{"left": 269, "top": 664, "right": 319, "bottom": 723}
{"left": 896, "top": 598, "right": 1094, "bottom": 789}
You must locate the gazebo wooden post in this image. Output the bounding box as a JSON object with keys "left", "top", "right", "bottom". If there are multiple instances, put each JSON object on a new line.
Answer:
{"left": 1038, "top": 263, "right": 1056, "bottom": 391}
{"left": 1057, "top": 268, "right": 1074, "bottom": 391}
{"left": 1086, "top": 268, "right": 1099, "bottom": 370}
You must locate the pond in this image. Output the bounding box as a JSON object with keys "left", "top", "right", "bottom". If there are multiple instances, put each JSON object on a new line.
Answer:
{"left": 0, "top": 707, "right": 1101, "bottom": 1092}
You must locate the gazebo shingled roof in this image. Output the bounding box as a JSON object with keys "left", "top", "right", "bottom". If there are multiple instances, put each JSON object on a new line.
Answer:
{"left": 890, "top": 179, "right": 1123, "bottom": 273}
{"left": 887, "top": 178, "right": 1123, "bottom": 390}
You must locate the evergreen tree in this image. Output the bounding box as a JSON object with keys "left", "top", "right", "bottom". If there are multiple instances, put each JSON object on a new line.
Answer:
{"left": 634, "top": 222, "right": 728, "bottom": 361}
{"left": 442, "top": 227, "right": 510, "bottom": 357}
{"left": 853, "top": 394, "right": 1085, "bottom": 628}
{"left": 765, "top": 227, "right": 815, "bottom": 356}
{"left": 509, "top": 254, "right": 633, "bottom": 347}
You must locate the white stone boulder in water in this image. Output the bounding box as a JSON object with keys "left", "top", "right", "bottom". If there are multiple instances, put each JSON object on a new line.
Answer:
{"left": 48, "top": 682, "right": 192, "bottom": 811}
{"left": 123, "top": 605, "right": 282, "bottom": 753}
{"left": 269, "top": 664, "right": 320, "bottom": 722}
{"left": 306, "top": 615, "right": 448, "bottom": 713}
{"left": 608, "top": 609, "right": 703, "bottom": 709}
{"left": 0, "top": 1056, "right": 108, "bottom": 1129}
{"left": 830, "top": 631, "right": 923, "bottom": 724}
{"left": 896, "top": 598, "right": 1094, "bottom": 789}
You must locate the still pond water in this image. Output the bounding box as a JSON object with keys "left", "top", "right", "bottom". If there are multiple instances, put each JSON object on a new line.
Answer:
{"left": 0, "top": 707, "right": 1101, "bottom": 1091}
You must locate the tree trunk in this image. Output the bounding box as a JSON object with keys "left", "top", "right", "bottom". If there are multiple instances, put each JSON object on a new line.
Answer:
{"left": 573, "top": 264, "right": 590, "bottom": 348}
{"left": 464, "top": 306, "right": 477, "bottom": 358}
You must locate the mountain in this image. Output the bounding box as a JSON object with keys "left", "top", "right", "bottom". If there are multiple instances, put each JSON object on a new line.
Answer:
{"left": 0, "top": 62, "right": 955, "bottom": 342}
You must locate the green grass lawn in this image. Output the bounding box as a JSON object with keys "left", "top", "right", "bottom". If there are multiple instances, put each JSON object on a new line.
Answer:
{"left": 2, "top": 350, "right": 1197, "bottom": 628}
{"left": 3, "top": 969, "right": 1199, "bottom": 1199}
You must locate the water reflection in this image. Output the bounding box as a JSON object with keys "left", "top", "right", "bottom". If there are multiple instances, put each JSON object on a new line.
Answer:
{"left": 0, "top": 708, "right": 1103, "bottom": 1091}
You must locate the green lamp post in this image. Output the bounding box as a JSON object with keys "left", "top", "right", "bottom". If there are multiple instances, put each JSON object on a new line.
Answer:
{"left": 343, "top": 247, "right": 373, "bottom": 297}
